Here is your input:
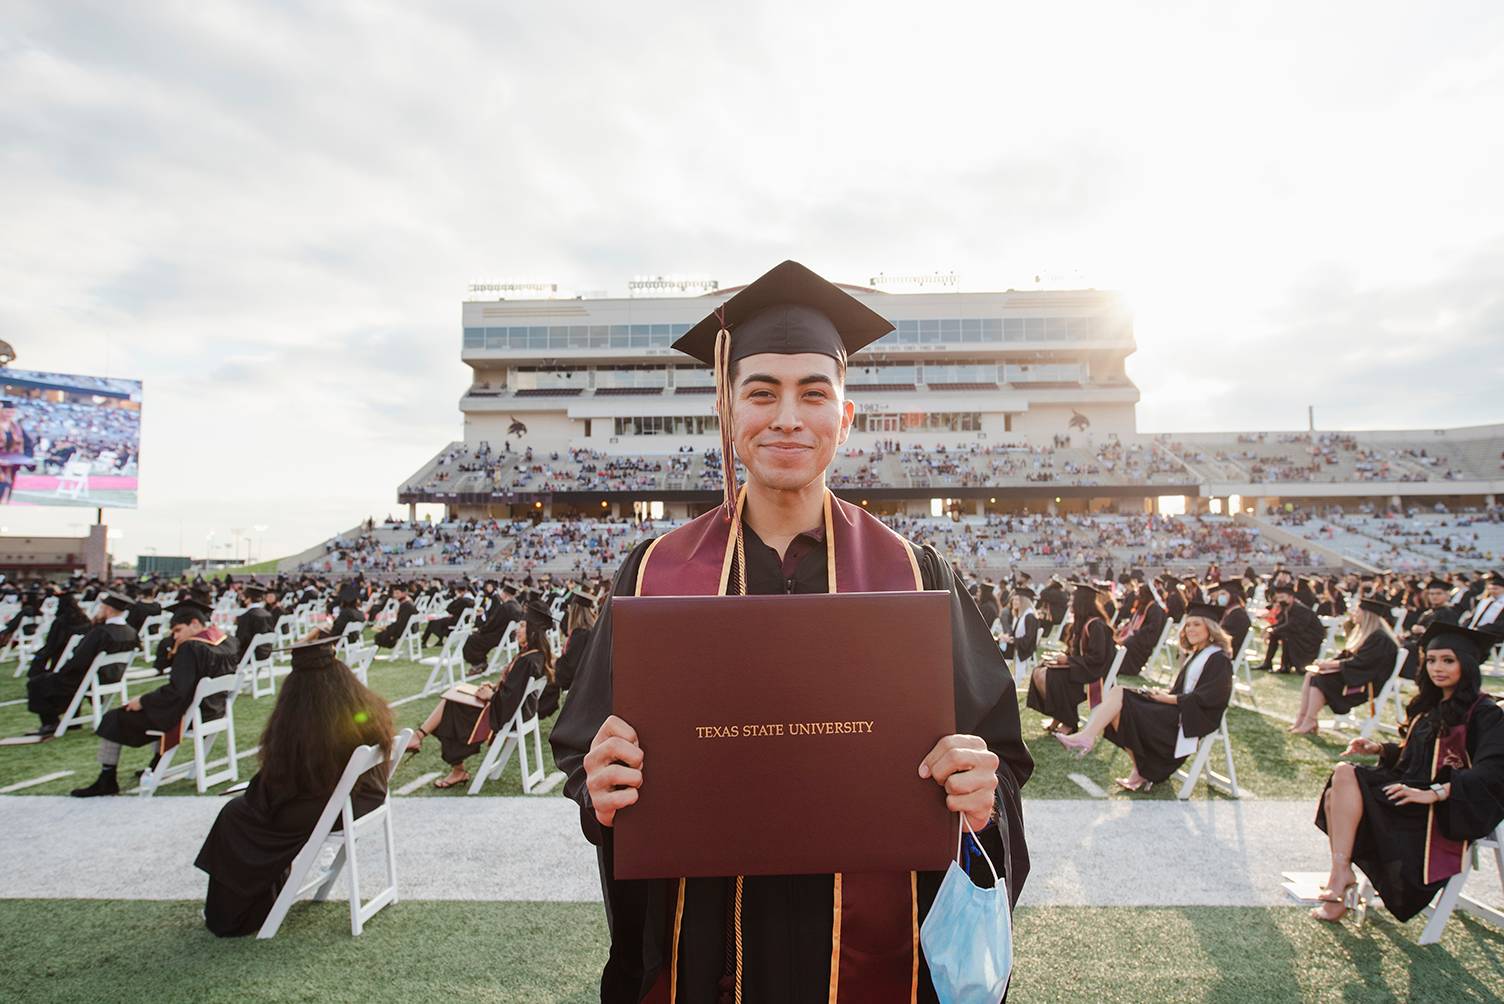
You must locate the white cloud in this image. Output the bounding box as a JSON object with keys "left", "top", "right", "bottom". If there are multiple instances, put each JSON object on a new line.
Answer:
{"left": 2, "top": 1, "right": 1502, "bottom": 559}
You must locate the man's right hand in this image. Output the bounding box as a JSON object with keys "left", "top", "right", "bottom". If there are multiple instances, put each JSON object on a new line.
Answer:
{"left": 584, "top": 714, "right": 643, "bottom": 829}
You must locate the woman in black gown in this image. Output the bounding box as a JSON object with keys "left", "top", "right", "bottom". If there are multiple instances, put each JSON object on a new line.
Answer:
{"left": 405, "top": 597, "right": 554, "bottom": 789}
{"left": 539, "top": 589, "right": 597, "bottom": 719}
{"left": 1311, "top": 623, "right": 1504, "bottom": 923}
{"left": 1291, "top": 599, "right": 1400, "bottom": 735}
{"left": 194, "top": 636, "right": 395, "bottom": 937}
{"left": 1114, "top": 584, "right": 1167, "bottom": 678}
{"left": 1056, "top": 602, "right": 1234, "bottom": 792}
{"left": 1027, "top": 584, "right": 1113, "bottom": 734}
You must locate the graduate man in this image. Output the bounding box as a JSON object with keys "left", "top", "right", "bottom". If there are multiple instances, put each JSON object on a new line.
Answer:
{"left": 551, "top": 261, "right": 1032, "bottom": 1004}
{"left": 71, "top": 592, "right": 239, "bottom": 797}
{"left": 21, "top": 592, "right": 139, "bottom": 740}
{"left": 235, "top": 584, "right": 276, "bottom": 661}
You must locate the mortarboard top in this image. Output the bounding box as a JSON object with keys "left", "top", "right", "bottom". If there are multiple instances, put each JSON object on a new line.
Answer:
{"left": 97, "top": 592, "right": 133, "bottom": 612}
{"left": 1358, "top": 598, "right": 1395, "bottom": 620}
{"left": 1421, "top": 622, "right": 1500, "bottom": 663}
{"left": 524, "top": 597, "right": 555, "bottom": 625}
{"left": 1270, "top": 581, "right": 1297, "bottom": 596}
{"left": 1215, "top": 579, "right": 1245, "bottom": 601}
{"left": 1014, "top": 587, "right": 1037, "bottom": 600}
{"left": 672, "top": 261, "right": 893, "bottom": 368}
{"left": 1426, "top": 579, "right": 1452, "bottom": 592}
{"left": 1185, "top": 602, "right": 1223, "bottom": 623}
{"left": 277, "top": 634, "right": 341, "bottom": 672}
{"left": 167, "top": 594, "right": 214, "bottom": 623}
{"left": 1486, "top": 570, "right": 1504, "bottom": 586}
{"left": 500, "top": 580, "right": 518, "bottom": 594}
{"left": 243, "top": 584, "right": 267, "bottom": 599}
{"left": 567, "top": 589, "right": 597, "bottom": 610}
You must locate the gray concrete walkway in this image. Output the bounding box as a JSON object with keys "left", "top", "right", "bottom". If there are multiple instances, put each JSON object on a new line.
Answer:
{"left": 2, "top": 796, "right": 1497, "bottom": 908}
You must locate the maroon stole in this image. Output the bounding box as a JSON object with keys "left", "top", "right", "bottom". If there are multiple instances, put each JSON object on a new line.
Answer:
{"left": 1422, "top": 695, "right": 1488, "bottom": 885}
{"left": 463, "top": 652, "right": 528, "bottom": 746}
{"left": 636, "top": 487, "right": 927, "bottom": 1004}
{"left": 157, "top": 625, "right": 228, "bottom": 755}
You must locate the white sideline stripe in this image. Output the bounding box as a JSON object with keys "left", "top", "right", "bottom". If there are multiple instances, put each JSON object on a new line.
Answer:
{"left": 0, "top": 770, "right": 74, "bottom": 793}
{"left": 1067, "top": 773, "right": 1107, "bottom": 798}
{"left": 396, "top": 772, "right": 441, "bottom": 795}
{"left": 532, "top": 770, "right": 567, "bottom": 795}
{"left": 0, "top": 697, "right": 26, "bottom": 708}
{"left": 388, "top": 692, "right": 431, "bottom": 708}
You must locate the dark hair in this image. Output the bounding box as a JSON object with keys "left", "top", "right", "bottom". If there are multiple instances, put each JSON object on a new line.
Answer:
{"left": 522, "top": 614, "right": 556, "bottom": 682}
{"left": 1064, "top": 588, "right": 1107, "bottom": 650}
{"left": 1402, "top": 642, "right": 1483, "bottom": 736}
{"left": 258, "top": 660, "right": 395, "bottom": 796}
{"left": 729, "top": 354, "right": 847, "bottom": 389}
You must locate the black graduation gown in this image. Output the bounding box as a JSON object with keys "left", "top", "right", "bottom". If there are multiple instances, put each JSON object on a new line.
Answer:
{"left": 126, "top": 600, "right": 162, "bottom": 632}
{"left": 194, "top": 768, "right": 387, "bottom": 936}
{"left": 1267, "top": 602, "right": 1325, "bottom": 670}
{"left": 1311, "top": 632, "right": 1400, "bottom": 715}
{"left": 1026, "top": 616, "right": 1113, "bottom": 731}
{"left": 424, "top": 595, "right": 474, "bottom": 643}
{"left": 374, "top": 601, "right": 418, "bottom": 648}
{"left": 539, "top": 627, "right": 591, "bottom": 719}
{"left": 235, "top": 606, "right": 276, "bottom": 661}
{"left": 549, "top": 524, "right": 1033, "bottom": 1004}
{"left": 1118, "top": 603, "right": 1166, "bottom": 677}
{"left": 1037, "top": 584, "right": 1068, "bottom": 628}
{"left": 462, "top": 598, "right": 523, "bottom": 666}
{"left": 26, "top": 621, "right": 140, "bottom": 724}
{"left": 96, "top": 634, "right": 239, "bottom": 747}
{"left": 1002, "top": 610, "right": 1038, "bottom": 662}
{"left": 331, "top": 606, "right": 367, "bottom": 638}
{"left": 1106, "top": 649, "right": 1233, "bottom": 782}
{"left": 1165, "top": 592, "right": 1186, "bottom": 622}
{"left": 434, "top": 650, "right": 547, "bottom": 766}
{"left": 26, "top": 605, "right": 91, "bottom": 675}
{"left": 1219, "top": 605, "right": 1251, "bottom": 656}
{"left": 1316, "top": 699, "right": 1504, "bottom": 921}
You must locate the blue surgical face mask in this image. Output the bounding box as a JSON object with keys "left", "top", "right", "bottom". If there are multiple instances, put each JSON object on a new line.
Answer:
{"left": 1216, "top": 593, "right": 1230, "bottom": 606}
{"left": 920, "top": 815, "right": 1013, "bottom": 1004}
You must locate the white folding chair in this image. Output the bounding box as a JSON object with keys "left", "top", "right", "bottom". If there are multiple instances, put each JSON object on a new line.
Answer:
{"left": 468, "top": 676, "right": 549, "bottom": 795}
{"left": 1331, "top": 647, "right": 1409, "bottom": 739}
{"left": 1419, "top": 821, "right": 1504, "bottom": 944}
{"left": 55, "top": 650, "right": 137, "bottom": 737}
{"left": 138, "top": 612, "right": 170, "bottom": 661}
{"left": 272, "top": 618, "right": 300, "bottom": 662}
{"left": 484, "top": 621, "right": 520, "bottom": 675}
{"left": 419, "top": 628, "right": 470, "bottom": 696}
{"left": 1229, "top": 633, "right": 1258, "bottom": 708}
{"left": 1173, "top": 712, "right": 1241, "bottom": 800}
{"left": 139, "top": 673, "right": 240, "bottom": 795}
{"left": 257, "top": 728, "right": 411, "bottom": 939}
{"left": 238, "top": 631, "right": 281, "bottom": 698}
{"left": 1101, "top": 645, "right": 1127, "bottom": 695}
{"left": 344, "top": 643, "right": 376, "bottom": 686}
{"left": 28, "top": 632, "right": 82, "bottom": 679}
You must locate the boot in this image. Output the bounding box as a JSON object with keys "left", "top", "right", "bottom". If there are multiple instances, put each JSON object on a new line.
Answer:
{"left": 70, "top": 769, "right": 120, "bottom": 798}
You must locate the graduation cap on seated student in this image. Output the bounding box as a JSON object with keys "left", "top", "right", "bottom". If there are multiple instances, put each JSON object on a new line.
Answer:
{"left": 671, "top": 260, "right": 895, "bottom": 521}
{"left": 277, "top": 634, "right": 342, "bottom": 672}
{"left": 1358, "top": 597, "right": 1396, "bottom": 624}
{"left": 1184, "top": 601, "right": 1224, "bottom": 623}
{"left": 1419, "top": 621, "right": 1501, "bottom": 669}
{"left": 96, "top": 592, "right": 133, "bottom": 615}
{"left": 166, "top": 590, "right": 215, "bottom": 625}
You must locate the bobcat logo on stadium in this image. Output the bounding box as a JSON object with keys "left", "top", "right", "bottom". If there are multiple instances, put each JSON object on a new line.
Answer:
{"left": 1069, "top": 409, "right": 1090, "bottom": 432}
{"left": 507, "top": 416, "right": 528, "bottom": 439}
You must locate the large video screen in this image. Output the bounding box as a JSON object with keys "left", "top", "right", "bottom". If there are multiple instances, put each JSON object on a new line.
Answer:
{"left": 0, "top": 369, "right": 142, "bottom": 509}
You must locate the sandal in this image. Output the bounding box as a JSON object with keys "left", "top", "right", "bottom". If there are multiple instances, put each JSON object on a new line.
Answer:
{"left": 1310, "top": 882, "right": 1358, "bottom": 923}
{"left": 1114, "top": 776, "right": 1153, "bottom": 793}
{"left": 403, "top": 728, "right": 427, "bottom": 761}
{"left": 433, "top": 771, "right": 470, "bottom": 790}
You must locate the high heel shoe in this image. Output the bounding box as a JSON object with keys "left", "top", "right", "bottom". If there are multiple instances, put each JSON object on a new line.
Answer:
{"left": 403, "top": 727, "right": 427, "bottom": 762}
{"left": 1310, "top": 882, "right": 1358, "bottom": 923}
{"left": 1054, "top": 732, "right": 1095, "bottom": 758}
{"left": 1114, "top": 776, "right": 1152, "bottom": 793}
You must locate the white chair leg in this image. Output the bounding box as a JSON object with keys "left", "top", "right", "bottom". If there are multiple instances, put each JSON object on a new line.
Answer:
{"left": 1420, "top": 870, "right": 1470, "bottom": 945}
{"left": 343, "top": 822, "right": 364, "bottom": 936}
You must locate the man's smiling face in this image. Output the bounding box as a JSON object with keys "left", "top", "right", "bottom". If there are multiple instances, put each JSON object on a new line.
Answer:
{"left": 727, "top": 352, "right": 854, "bottom": 493}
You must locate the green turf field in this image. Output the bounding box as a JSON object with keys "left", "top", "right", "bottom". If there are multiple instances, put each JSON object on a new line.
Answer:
{"left": 1, "top": 899, "right": 1500, "bottom": 1003}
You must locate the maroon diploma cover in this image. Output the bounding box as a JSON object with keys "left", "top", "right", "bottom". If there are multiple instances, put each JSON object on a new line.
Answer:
{"left": 612, "top": 589, "right": 956, "bottom": 880}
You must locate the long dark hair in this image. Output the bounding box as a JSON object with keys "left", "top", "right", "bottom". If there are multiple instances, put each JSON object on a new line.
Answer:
{"left": 1065, "top": 587, "right": 1107, "bottom": 651}
{"left": 1402, "top": 643, "right": 1484, "bottom": 736}
{"left": 522, "top": 614, "right": 556, "bottom": 682}
{"left": 258, "top": 660, "right": 395, "bottom": 795}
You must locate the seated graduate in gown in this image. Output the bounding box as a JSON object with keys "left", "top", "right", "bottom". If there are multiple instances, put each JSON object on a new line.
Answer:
{"left": 1112, "top": 583, "right": 1167, "bottom": 677}
{"left": 1055, "top": 602, "right": 1234, "bottom": 793}
{"left": 548, "top": 262, "right": 1033, "bottom": 1004}
{"left": 1027, "top": 583, "right": 1114, "bottom": 735}
{"left": 999, "top": 587, "right": 1040, "bottom": 668}
{"left": 539, "top": 588, "right": 597, "bottom": 719}
{"left": 1310, "top": 623, "right": 1504, "bottom": 924}
{"left": 1290, "top": 599, "right": 1400, "bottom": 736}
{"left": 194, "top": 635, "right": 394, "bottom": 937}
{"left": 404, "top": 597, "right": 555, "bottom": 790}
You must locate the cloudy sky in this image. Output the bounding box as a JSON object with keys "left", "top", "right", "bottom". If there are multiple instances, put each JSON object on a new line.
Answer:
{"left": 3, "top": 2, "right": 1502, "bottom": 562}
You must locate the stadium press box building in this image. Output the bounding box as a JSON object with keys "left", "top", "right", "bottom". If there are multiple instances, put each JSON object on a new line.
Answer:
{"left": 401, "top": 278, "right": 1154, "bottom": 519}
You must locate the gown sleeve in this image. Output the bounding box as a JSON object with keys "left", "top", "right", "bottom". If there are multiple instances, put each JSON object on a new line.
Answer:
{"left": 1441, "top": 700, "right": 1504, "bottom": 842}
{"left": 550, "top": 539, "right": 656, "bottom": 847}
{"left": 1013, "top": 611, "right": 1039, "bottom": 661}
{"left": 915, "top": 543, "right": 1033, "bottom": 905}
{"left": 1176, "top": 652, "right": 1233, "bottom": 738}
{"left": 1339, "top": 633, "right": 1398, "bottom": 688}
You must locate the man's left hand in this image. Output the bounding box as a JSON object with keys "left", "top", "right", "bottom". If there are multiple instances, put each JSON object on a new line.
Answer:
{"left": 125, "top": 698, "right": 142, "bottom": 712}
{"left": 919, "top": 734, "right": 998, "bottom": 832}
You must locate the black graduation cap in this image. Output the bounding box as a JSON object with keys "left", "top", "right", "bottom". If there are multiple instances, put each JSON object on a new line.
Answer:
{"left": 1215, "top": 579, "right": 1245, "bottom": 601}
{"left": 1270, "top": 581, "right": 1297, "bottom": 596}
{"left": 672, "top": 261, "right": 893, "bottom": 367}
{"left": 1486, "top": 570, "right": 1504, "bottom": 586}
{"left": 1014, "top": 587, "right": 1037, "bottom": 601}
{"left": 523, "top": 597, "right": 556, "bottom": 626}
{"left": 243, "top": 584, "right": 267, "bottom": 599}
{"left": 1185, "top": 601, "right": 1223, "bottom": 623}
{"left": 567, "top": 589, "right": 597, "bottom": 610}
{"left": 1358, "top": 597, "right": 1395, "bottom": 622}
{"left": 499, "top": 580, "right": 518, "bottom": 595}
{"left": 97, "top": 592, "right": 133, "bottom": 612}
{"left": 278, "top": 635, "right": 341, "bottom": 672}
{"left": 1420, "top": 622, "right": 1500, "bottom": 664}
{"left": 167, "top": 591, "right": 214, "bottom": 624}
{"left": 1425, "top": 578, "right": 1452, "bottom": 592}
